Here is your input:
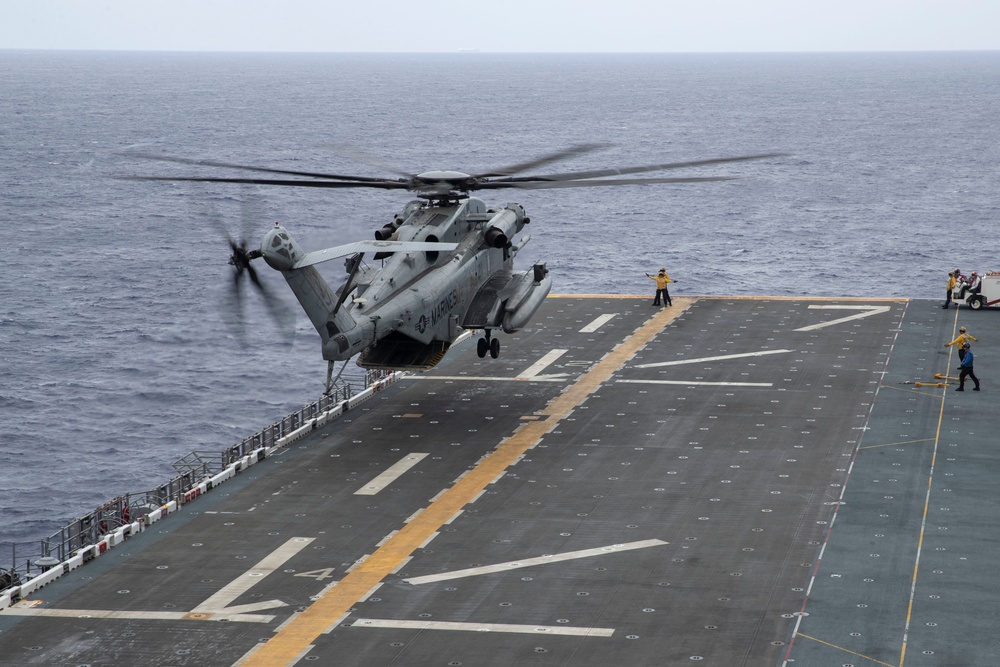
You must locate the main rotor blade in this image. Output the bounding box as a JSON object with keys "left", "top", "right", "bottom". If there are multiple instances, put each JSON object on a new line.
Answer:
{"left": 126, "top": 152, "right": 394, "bottom": 184}
{"left": 121, "top": 175, "right": 411, "bottom": 189}
{"left": 477, "top": 175, "right": 740, "bottom": 190}
{"left": 472, "top": 143, "right": 609, "bottom": 178}
{"left": 502, "top": 152, "right": 790, "bottom": 183}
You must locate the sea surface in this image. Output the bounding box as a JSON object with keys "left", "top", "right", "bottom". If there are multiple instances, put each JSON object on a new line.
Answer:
{"left": 2, "top": 50, "right": 999, "bottom": 560}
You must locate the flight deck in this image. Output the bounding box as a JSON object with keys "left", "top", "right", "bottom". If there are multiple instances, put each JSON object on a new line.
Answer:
{"left": 1, "top": 295, "right": 995, "bottom": 666}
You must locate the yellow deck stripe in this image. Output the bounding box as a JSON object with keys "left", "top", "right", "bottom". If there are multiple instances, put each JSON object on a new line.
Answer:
{"left": 240, "top": 298, "right": 694, "bottom": 666}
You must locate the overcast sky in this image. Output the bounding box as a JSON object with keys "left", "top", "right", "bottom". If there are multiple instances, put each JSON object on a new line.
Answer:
{"left": 4, "top": 0, "right": 999, "bottom": 53}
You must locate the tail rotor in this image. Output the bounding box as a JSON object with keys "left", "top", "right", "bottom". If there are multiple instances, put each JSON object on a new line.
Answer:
{"left": 200, "top": 189, "right": 293, "bottom": 343}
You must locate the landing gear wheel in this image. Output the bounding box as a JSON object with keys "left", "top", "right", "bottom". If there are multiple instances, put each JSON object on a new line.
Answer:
{"left": 489, "top": 337, "right": 500, "bottom": 359}
{"left": 477, "top": 337, "right": 488, "bottom": 358}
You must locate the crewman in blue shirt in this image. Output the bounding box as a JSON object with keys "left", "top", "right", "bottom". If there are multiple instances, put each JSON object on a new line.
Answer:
{"left": 956, "top": 343, "right": 981, "bottom": 391}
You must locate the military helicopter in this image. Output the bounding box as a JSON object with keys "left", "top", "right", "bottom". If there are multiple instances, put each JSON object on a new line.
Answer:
{"left": 129, "top": 146, "right": 783, "bottom": 391}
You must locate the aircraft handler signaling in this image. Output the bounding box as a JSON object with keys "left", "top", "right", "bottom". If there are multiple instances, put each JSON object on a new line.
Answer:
{"left": 646, "top": 268, "right": 676, "bottom": 307}
{"left": 945, "top": 326, "right": 977, "bottom": 362}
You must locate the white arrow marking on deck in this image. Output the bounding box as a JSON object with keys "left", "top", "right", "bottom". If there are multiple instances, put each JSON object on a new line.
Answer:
{"left": 191, "top": 537, "right": 314, "bottom": 613}
{"left": 516, "top": 349, "right": 568, "bottom": 378}
{"left": 355, "top": 453, "right": 429, "bottom": 495}
{"left": 635, "top": 348, "right": 793, "bottom": 369}
{"left": 617, "top": 379, "right": 773, "bottom": 387}
{"left": 793, "top": 305, "right": 891, "bottom": 331}
{"left": 579, "top": 313, "right": 617, "bottom": 333}
{"left": 403, "top": 539, "right": 667, "bottom": 585}
{"left": 349, "top": 618, "right": 615, "bottom": 637}
{"left": 210, "top": 600, "right": 288, "bottom": 614}
{"left": 1, "top": 540, "right": 316, "bottom": 624}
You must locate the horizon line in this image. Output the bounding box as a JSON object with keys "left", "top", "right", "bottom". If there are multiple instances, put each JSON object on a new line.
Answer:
{"left": 3, "top": 47, "right": 999, "bottom": 56}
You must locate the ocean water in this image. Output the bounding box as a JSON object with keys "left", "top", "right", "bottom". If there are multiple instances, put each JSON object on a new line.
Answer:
{"left": 2, "top": 51, "right": 999, "bottom": 556}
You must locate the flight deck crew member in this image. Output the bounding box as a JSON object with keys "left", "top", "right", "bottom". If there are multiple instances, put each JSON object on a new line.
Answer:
{"left": 945, "top": 326, "right": 978, "bottom": 362}
{"left": 969, "top": 271, "right": 982, "bottom": 297}
{"left": 944, "top": 269, "right": 958, "bottom": 309}
{"left": 646, "top": 268, "right": 676, "bottom": 307}
{"left": 956, "top": 342, "right": 981, "bottom": 391}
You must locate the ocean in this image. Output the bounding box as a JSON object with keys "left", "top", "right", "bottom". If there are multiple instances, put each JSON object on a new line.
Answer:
{"left": 2, "top": 50, "right": 998, "bottom": 558}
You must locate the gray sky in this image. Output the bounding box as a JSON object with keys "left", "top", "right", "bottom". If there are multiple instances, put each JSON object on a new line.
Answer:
{"left": 4, "top": 0, "right": 999, "bottom": 53}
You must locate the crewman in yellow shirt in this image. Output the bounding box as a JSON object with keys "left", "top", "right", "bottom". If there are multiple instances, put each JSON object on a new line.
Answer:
{"left": 945, "top": 326, "right": 978, "bottom": 362}
{"left": 646, "top": 268, "right": 676, "bottom": 307}
{"left": 944, "top": 269, "right": 958, "bottom": 309}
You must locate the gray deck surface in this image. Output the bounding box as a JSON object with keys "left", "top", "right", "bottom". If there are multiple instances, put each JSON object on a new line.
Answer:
{"left": 1, "top": 296, "right": 995, "bottom": 667}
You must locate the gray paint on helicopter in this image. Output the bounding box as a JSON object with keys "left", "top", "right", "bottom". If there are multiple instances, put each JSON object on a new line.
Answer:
{"left": 127, "top": 147, "right": 785, "bottom": 380}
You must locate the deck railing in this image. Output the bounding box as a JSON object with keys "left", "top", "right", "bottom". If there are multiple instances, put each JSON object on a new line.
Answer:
{"left": 2, "top": 370, "right": 391, "bottom": 589}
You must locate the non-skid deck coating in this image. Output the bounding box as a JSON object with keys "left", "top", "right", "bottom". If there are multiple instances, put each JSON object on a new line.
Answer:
{"left": 1, "top": 296, "right": 995, "bottom": 667}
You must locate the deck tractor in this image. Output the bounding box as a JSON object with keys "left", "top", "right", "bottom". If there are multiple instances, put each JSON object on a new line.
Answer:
{"left": 952, "top": 271, "right": 1000, "bottom": 309}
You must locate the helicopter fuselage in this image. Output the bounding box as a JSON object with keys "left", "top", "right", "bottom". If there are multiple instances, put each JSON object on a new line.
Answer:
{"left": 130, "top": 146, "right": 783, "bottom": 376}
{"left": 261, "top": 196, "right": 550, "bottom": 370}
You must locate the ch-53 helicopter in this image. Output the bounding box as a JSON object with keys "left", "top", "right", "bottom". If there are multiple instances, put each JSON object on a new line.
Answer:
{"left": 130, "top": 146, "right": 783, "bottom": 392}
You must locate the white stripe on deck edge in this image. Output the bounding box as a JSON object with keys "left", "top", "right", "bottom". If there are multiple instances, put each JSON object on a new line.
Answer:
{"left": 579, "top": 313, "right": 617, "bottom": 333}
{"left": 794, "top": 305, "right": 891, "bottom": 332}
{"left": 349, "top": 618, "right": 615, "bottom": 637}
{"left": 634, "top": 348, "right": 792, "bottom": 369}
{"left": 617, "top": 379, "right": 773, "bottom": 387}
{"left": 516, "top": 349, "right": 568, "bottom": 379}
{"left": 5, "top": 608, "right": 276, "bottom": 623}
{"left": 355, "top": 453, "right": 429, "bottom": 495}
